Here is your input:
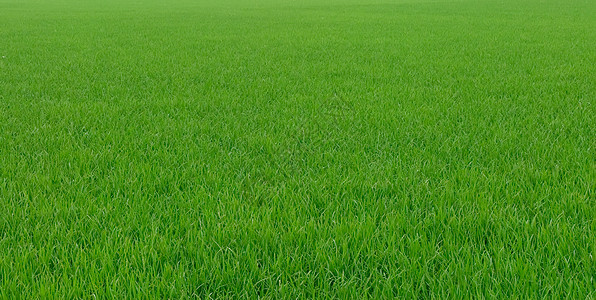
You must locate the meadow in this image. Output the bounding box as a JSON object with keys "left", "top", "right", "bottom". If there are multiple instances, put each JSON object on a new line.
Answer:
{"left": 0, "top": 0, "right": 594, "bottom": 297}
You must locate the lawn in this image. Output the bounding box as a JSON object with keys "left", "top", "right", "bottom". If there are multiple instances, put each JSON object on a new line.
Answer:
{"left": 0, "top": 0, "right": 594, "bottom": 297}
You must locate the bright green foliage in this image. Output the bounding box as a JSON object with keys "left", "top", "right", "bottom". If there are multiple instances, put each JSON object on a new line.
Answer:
{"left": 0, "top": 0, "right": 594, "bottom": 298}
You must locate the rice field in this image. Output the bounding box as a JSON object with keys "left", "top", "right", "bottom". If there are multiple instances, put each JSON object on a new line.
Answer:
{"left": 0, "top": 0, "right": 594, "bottom": 297}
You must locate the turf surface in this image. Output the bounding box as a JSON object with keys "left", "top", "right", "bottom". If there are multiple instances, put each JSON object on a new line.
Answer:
{"left": 0, "top": 0, "right": 595, "bottom": 297}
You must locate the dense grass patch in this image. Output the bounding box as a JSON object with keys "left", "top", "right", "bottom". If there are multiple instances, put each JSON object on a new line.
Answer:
{"left": 1, "top": 0, "right": 594, "bottom": 297}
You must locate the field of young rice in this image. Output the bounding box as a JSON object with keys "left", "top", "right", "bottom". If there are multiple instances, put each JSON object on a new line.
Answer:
{"left": 0, "top": 0, "right": 594, "bottom": 297}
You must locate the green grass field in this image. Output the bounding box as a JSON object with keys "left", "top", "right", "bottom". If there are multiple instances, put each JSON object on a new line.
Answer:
{"left": 1, "top": 0, "right": 595, "bottom": 297}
